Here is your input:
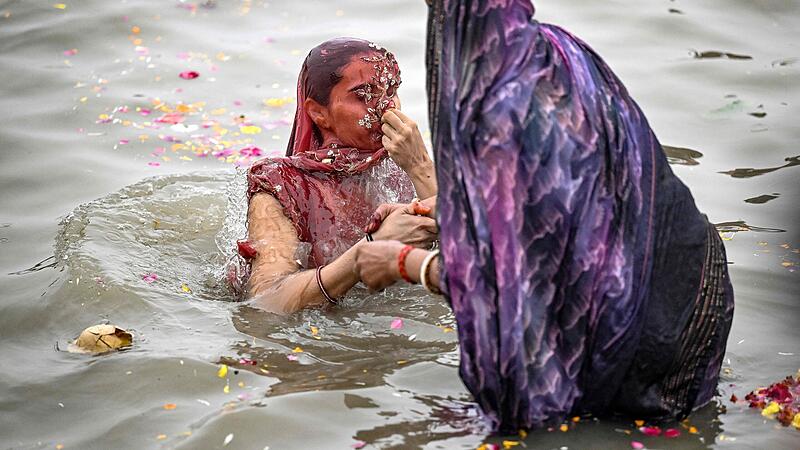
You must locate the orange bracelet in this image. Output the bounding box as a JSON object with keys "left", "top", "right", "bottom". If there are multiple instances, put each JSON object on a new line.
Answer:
{"left": 397, "top": 245, "right": 414, "bottom": 283}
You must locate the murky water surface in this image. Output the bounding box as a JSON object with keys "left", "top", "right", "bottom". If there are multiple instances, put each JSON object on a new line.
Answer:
{"left": 0, "top": 1, "right": 798, "bottom": 449}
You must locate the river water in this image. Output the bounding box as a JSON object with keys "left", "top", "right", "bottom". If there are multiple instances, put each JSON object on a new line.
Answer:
{"left": 0, "top": 1, "right": 798, "bottom": 449}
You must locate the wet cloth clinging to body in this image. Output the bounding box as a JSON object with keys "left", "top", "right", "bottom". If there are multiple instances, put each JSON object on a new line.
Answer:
{"left": 246, "top": 38, "right": 414, "bottom": 268}
{"left": 425, "top": 0, "right": 734, "bottom": 432}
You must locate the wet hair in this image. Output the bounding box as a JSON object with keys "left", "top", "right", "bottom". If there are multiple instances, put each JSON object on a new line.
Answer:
{"left": 301, "top": 37, "right": 376, "bottom": 106}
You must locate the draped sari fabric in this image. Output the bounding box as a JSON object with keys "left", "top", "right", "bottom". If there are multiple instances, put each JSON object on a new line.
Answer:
{"left": 426, "top": 0, "right": 734, "bottom": 432}
{"left": 246, "top": 38, "right": 413, "bottom": 268}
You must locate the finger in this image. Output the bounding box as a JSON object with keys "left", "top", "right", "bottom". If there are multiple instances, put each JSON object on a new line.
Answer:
{"left": 412, "top": 202, "right": 432, "bottom": 216}
{"left": 381, "top": 135, "right": 392, "bottom": 151}
{"left": 382, "top": 110, "right": 405, "bottom": 131}
{"left": 364, "top": 204, "right": 396, "bottom": 233}
{"left": 381, "top": 123, "right": 399, "bottom": 140}
{"left": 415, "top": 217, "right": 438, "bottom": 234}
{"left": 380, "top": 109, "right": 398, "bottom": 124}
{"left": 402, "top": 202, "right": 420, "bottom": 215}
{"left": 391, "top": 109, "right": 414, "bottom": 125}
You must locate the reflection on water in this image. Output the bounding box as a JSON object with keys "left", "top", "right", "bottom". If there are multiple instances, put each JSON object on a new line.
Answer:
{"left": 744, "top": 193, "right": 780, "bottom": 205}
{"left": 690, "top": 50, "right": 753, "bottom": 60}
{"left": 771, "top": 57, "right": 798, "bottom": 67}
{"left": 664, "top": 145, "right": 704, "bottom": 166}
{"left": 230, "top": 287, "right": 458, "bottom": 398}
{"left": 714, "top": 220, "right": 786, "bottom": 234}
{"left": 719, "top": 155, "right": 800, "bottom": 178}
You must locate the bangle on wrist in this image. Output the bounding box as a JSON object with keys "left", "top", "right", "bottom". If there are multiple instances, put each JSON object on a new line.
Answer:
{"left": 397, "top": 245, "right": 414, "bottom": 283}
{"left": 419, "top": 249, "right": 442, "bottom": 295}
{"left": 365, "top": 233, "right": 374, "bottom": 242}
{"left": 316, "top": 265, "right": 338, "bottom": 305}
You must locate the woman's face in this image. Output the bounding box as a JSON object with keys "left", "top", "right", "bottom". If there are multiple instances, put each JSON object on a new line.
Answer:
{"left": 324, "top": 55, "right": 400, "bottom": 150}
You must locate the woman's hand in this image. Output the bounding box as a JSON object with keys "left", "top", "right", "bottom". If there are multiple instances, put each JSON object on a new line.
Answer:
{"left": 381, "top": 109, "right": 431, "bottom": 174}
{"left": 364, "top": 197, "right": 436, "bottom": 233}
{"left": 354, "top": 240, "right": 405, "bottom": 291}
{"left": 381, "top": 110, "right": 437, "bottom": 199}
{"left": 366, "top": 201, "right": 437, "bottom": 248}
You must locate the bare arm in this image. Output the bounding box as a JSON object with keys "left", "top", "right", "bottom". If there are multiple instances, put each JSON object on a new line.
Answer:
{"left": 246, "top": 193, "right": 362, "bottom": 314}
{"left": 354, "top": 241, "right": 442, "bottom": 293}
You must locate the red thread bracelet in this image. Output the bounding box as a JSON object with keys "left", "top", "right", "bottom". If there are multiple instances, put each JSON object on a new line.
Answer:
{"left": 397, "top": 245, "right": 414, "bottom": 283}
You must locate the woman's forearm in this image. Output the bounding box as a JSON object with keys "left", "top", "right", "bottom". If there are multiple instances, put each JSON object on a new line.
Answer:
{"left": 249, "top": 239, "right": 365, "bottom": 314}
{"left": 408, "top": 159, "right": 438, "bottom": 200}
{"left": 398, "top": 248, "right": 442, "bottom": 290}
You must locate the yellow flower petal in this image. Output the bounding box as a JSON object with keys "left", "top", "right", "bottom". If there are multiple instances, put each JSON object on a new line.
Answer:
{"left": 761, "top": 401, "right": 781, "bottom": 417}
{"left": 240, "top": 125, "right": 261, "bottom": 135}
{"left": 217, "top": 364, "right": 228, "bottom": 378}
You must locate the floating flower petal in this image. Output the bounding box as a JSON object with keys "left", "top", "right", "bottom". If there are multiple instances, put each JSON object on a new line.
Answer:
{"left": 179, "top": 71, "right": 200, "bottom": 80}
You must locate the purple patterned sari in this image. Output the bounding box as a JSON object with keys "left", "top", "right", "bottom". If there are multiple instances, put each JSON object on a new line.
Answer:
{"left": 426, "top": 0, "right": 734, "bottom": 432}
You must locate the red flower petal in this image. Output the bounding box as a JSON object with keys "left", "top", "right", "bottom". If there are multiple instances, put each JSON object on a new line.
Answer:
{"left": 179, "top": 71, "right": 200, "bottom": 80}
{"left": 639, "top": 426, "right": 661, "bottom": 436}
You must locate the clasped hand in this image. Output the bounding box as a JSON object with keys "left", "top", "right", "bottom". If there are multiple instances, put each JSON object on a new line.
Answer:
{"left": 365, "top": 200, "right": 437, "bottom": 248}
{"left": 354, "top": 200, "right": 437, "bottom": 291}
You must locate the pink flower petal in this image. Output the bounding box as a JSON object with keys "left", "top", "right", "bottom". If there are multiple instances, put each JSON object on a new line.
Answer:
{"left": 351, "top": 441, "right": 366, "bottom": 449}
{"left": 286, "top": 354, "right": 298, "bottom": 361}
{"left": 63, "top": 48, "right": 78, "bottom": 56}
{"left": 142, "top": 273, "right": 158, "bottom": 283}
{"left": 179, "top": 71, "right": 200, "bottom": 80}
{"left": 239, "top": 146, "right": 263, "bottom": 157}
{"left": 631, "top": 441, "right": 644, "bottom": 449}
{"left": 147, "top": 162, "right": 161, "bottom": 167}
{"left": 664, "top": 428, "right": 680, "bottom": 438}
{"left": 155, "top": 113, "right": 184, "bottom": 124}
{"left": 390, "top": 318, "right": 403, "bottom": 330}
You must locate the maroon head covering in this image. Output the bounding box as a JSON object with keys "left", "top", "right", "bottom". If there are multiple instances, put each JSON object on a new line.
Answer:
{"left": 244, "top": 38, "right": 414, "bottom": 269}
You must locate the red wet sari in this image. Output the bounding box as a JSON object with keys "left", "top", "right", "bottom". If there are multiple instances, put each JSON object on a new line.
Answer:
{"left": 243, "top": 39, "right": 413, "bottom": 271}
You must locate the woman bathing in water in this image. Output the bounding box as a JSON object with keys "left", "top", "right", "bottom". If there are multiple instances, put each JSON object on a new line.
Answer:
{"left": 237, "top": 37, "right": 438, "bottom": 314}
{"left": 354, "top": 0, "right": 735, "bottom": 434}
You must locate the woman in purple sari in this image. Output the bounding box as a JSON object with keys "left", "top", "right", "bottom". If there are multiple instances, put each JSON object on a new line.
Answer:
{"left": 355, "top": 0, "right": 735, "bottom": 433}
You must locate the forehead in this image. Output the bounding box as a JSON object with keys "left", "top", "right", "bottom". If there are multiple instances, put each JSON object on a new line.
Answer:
{"left": 339, "top": 56, "right": 380, "bottom": 86}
